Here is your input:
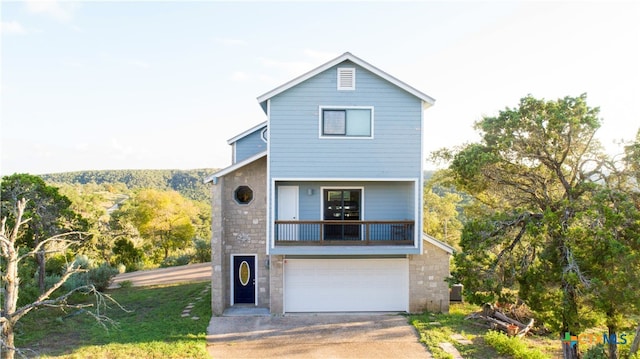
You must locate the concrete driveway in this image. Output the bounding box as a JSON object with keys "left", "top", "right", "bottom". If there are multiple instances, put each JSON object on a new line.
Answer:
{"left": 206, "top": 313, "right": 433, "bottom": 358}
{"left": 109, "top": 262, "right": 212, "bottom": 288}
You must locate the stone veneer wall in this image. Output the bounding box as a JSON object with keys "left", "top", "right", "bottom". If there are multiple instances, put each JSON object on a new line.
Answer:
{"left": 210, "top": 157, "right": 268, "bottom": 315}
{"left": 210, "top": 175, "right": 225, "bottom": 315}
{"left": 408, "top": 241, "right": 452, "bottom": 313}
{"left": 268, "top": 255, "right": 284, "bottom": 314}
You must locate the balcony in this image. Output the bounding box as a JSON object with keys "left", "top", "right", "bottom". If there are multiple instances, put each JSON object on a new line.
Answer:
{"left": 275, "top": 220, "right": 414, "bottom": 246}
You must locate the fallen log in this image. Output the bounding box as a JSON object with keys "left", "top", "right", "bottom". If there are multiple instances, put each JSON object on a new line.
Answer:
{"left": 494, "top": 311, "right": 527, "bottom": 329}
{"left": 464, "top": 304, "right": 535, "bottom": 337}
{"left": 516, "top": 318, "right": 535, "bottom": 338}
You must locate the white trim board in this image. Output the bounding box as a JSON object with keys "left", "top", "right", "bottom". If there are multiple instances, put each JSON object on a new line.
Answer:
{"left": 257, "top": 52, "right": 435, "bottom": 112}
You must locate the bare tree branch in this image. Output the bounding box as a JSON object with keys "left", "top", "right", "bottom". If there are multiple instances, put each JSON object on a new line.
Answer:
{"left": 17, "top": 231, "right": 87, "bottom": 262}
{"left": 1, "top": 196, "right": 126, "bottom": 359}
{"left": 489, "top": 212, "right": 543, "bottom": 271}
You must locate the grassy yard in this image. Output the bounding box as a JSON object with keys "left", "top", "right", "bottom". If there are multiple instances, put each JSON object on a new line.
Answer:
{"left": 409, "top": 303, "right": 561, "bottom": 359}
{"left": 15, "top": 282, "right": 212, "bottom": 358}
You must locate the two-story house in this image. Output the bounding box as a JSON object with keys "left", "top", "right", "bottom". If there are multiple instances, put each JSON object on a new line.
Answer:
{"left": 206, "top": 52, "right": 453, "bottom": 315}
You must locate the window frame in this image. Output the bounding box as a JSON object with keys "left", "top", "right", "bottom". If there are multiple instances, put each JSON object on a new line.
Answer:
{"left": 318, "top": 106, "right": 374, "bottom": 139}
{"left": 234, "top": 185, "right": 254, "bottom": 205}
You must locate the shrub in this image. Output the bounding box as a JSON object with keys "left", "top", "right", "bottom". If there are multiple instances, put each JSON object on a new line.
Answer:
{"left": 62, "top": 263, "right": 119, "bottom": 292}
{"left": 160, "top": 254, "right": 191, "bottom": 268}
{"left": 70, "top": 254, "right": 92, "bottom": 270}
{"left": 484, "top": 331, "right": 547, "bottom": 359}
{"left": 87, "top": 263, "right": 119, "bottom": 291}
{"left": 192, "top": 238, "right": 211, "bottom": 263}
{"left": 118, "top": 280, "right": 133, "bottom": 289}
{"left": 17, "top": 254, "right": 38, "bottom": 306}
{"left": 116, "top": 263, "right": 127, "bottom": 274}
{"left": 583, "top": 344, "right": 605, "bottom": 359}
{"left": 63, "top": 272, "right": 88, "bottom": 292}
{"left": 44, "top": 274, "right": 62, "bottom": 290}
{"left": 45, "top": 253, "right": 69, "bottom": 275}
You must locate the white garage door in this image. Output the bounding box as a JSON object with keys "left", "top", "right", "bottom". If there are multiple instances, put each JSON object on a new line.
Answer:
{"left": 284, "top": 258, "right": 408, "bottom": 312}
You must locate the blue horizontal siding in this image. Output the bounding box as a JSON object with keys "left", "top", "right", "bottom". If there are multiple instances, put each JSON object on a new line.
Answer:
{"left": 234, "top": 128, "right": 266, "bottom": 163}
{"left": 268, "top": 61, "right": 423, "bottom": 179}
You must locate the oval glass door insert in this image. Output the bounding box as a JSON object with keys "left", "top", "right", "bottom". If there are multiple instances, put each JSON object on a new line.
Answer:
{"left": 239, "top": 261, "right": 250, "bottom": 286}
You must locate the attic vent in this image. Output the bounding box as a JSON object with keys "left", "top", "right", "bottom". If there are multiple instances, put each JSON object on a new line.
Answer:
{"left": 337, "top": 67, "right": 355, "bottom": 90}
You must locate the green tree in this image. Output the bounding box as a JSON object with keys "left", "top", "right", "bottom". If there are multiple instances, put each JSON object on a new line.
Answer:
{"left": 55, "top": 183, "right": 112, "bottom": 262}
{"left": 577, "top": 131, "right": 640, "bottom": 359}
{"left": 117, "top": 189, "right": 198, "bottom": 261}
{"left": 572, "top": 187, "right": 640, "bottom": 359}
{"left": 112, "top": 238, "right": 143, "bottom": 271}
{"left": 423, "top": 177, "right": 463, "bottom": 250}
{"left": 1, "top": 174, "right": 87, "bottom": 294}
{"left": 437, "top": 94, "right": 639, "bottom": 359}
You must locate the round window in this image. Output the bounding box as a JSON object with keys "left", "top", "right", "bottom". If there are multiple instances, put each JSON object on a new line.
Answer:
{"left": 234, "top": 186, "right": 253, "bottom": 205}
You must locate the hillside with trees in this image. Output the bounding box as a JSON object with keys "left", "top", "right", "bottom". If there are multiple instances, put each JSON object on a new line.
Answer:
{"left": 0, "top": 168, "right": 216, "bottom": 339}
{"left": 40, "top": 169, "right": 217, "bottom": 202}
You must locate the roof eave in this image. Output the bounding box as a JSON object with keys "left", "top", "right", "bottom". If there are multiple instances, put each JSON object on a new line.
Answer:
{"left": 226, "top": 121, "right": 267, "bottom": 145}
{"left": 204, "top": 151, "right": 267, "bottom": 184}
{"left": 257, "top": 52, "right": 435, "bottom": 111}
{"left": 422, "top": 233, "right": 455, "bottom": 254}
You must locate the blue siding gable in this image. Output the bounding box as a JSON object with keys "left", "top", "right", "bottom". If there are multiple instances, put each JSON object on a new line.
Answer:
{"left": 268, "top": 61, "right": 423, "bottom": 179}
{"left": 233, "top": 127, "right": 267, "bottom": 163}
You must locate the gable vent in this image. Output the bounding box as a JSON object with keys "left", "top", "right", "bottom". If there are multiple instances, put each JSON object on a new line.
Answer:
{"left": 337, "top": 67, "right": 355, "bottom": 90}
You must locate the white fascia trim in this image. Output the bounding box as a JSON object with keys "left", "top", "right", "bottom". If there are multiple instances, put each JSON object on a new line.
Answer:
{"left": 265, "top": 100, "right": 271, "bottom": 255}
{"left": 231, "top": 143, "right": 236, "bottom": 164}
{"left": 256, "top": 52, "right": 435, "bottom": 111}
{"left": 269, "top": 179, "right": 276, "bottom": 251}
{"left": 422, "top": 233, "right": 455, "bottom": 254}
{"left": 418, "top": 108, "right": 425, "bottom": 253}
{"left": 227, "top": 121, "right": 268, "bottom": 145}
{"left": 204, "top": 151, "right": 267, "bottom": 184}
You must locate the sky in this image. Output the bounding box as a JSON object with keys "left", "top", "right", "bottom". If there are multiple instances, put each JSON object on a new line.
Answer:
{"left": 1, "top": 1, "right": 639, "bottom": 175}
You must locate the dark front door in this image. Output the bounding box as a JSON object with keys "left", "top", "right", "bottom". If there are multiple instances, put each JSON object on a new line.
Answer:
{"left": 233, "top": 256, "right": 255, "bottom": 304}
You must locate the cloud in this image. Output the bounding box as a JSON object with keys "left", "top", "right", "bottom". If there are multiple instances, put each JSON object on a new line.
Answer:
{"left": 303, "top": 49, "right": 339, "bottom": 61}
{"left": 110, "top": 138, "right": 134, "bottom": 160}
{"left": 259, "top": 57, "right": 314, "bottom": 77}
{"left": 126, "top": 59, "right": 150, "bottom": 69}
{"left": 214, "top": 37, "right": 247, "bottom": 46}
{"left": 74, "top": 143, "right": 89, "bottom": 151}
{"left": 25, "top": 0, "right": 79, "bottom": 22}
{"left": 59, "top": 57, "right": 85, "bottom": 68}
{"left": 231, "top": 71, "right": 250, "bottom": 82}
{"left": 259, "top": 50, "right": 341, "bottom": 79}
{"left": 1, "top": 21, "right": 27, "bottom": 34}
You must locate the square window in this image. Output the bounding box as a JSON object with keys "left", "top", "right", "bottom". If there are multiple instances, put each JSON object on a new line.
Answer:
{"left": 321, "top": 108, "right": 372, "bottom": 137}
{"left": 323, "top": 110, "right": 346, "bottom": 135}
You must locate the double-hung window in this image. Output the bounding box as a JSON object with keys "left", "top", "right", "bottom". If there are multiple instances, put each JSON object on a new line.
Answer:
{"left": 320, "top": 107, "right": 373, "bottom": 138}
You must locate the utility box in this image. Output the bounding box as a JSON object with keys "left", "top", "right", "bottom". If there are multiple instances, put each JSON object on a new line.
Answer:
{"left": 450, "top": 284, "right": 463, "bottom": 302}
